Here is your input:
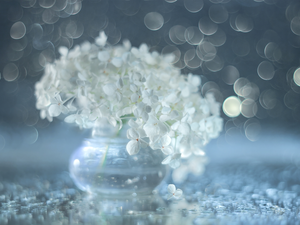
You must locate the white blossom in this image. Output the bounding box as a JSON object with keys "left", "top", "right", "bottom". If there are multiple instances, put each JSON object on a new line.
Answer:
{"left": 150, "top": 135, "right": 173, "bottom": 155}
{"left": 126, "top": 127, "right": 147, "bottom": 155}
{"left": 48, "top": 94, "right": 69, "bottom": 117}
{"left": 34, "top": 31, "right": 223, "bottom": 173}
{"left": 167, "top": 184, "right": 183, "bottom": 200}
{"left": 162, "top": 153, "right": 181, "bottom": 169}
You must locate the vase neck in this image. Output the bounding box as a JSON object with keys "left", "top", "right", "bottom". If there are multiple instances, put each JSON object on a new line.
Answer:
{"left": 91, "top": 118, "right": 120, "bottom": 138}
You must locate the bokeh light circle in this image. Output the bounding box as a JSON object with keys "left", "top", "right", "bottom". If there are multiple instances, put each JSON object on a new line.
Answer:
{"left": 144, "top": 12, "right": 164, "bottom": 31}
{"left": 257, "top": 61, "right": 275, "bottom": 80}
{"left": 234, "top": 78, "right": 249, "bottom": 97}
{"left": 241, "top": 99, "right": 257, "bottom": 118}
{"left": 223, "top": 96, "right": 241, "bottom": 117}
{"left": 198, "top": 17, "right": 218, "bottom": 36}
{"left": 291, "top": 16, "right": 300, "bottom": 36}
{"left": 3, "top": 63, "right": 19, "bottom": 82}
{"left": 184, "top": 0, "right": 204, "bottom": 13}
{"left": 185, "top": 26, "right": 204, "bottom": 45}
{"left": 196, "top": 41, "right": 217, "bottom": 61}
{"left": 293, "top": 67, "right": 300, "bottom": 86}
{"left": 10, "top": 21, "right": 26, "bottom": 40}
{"left": 209, "top": 5, "right": 228, "bottom": 24}
{"left": 244, "top": 119, "right": 261, "bottom": 142}
{"left": 222, "top": 65, "right": 239, "bottom": 85}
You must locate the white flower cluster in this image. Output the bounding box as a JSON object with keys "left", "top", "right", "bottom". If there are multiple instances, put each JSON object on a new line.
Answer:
{"left": 35, "top": 32, "right": 223, "bottom": 168}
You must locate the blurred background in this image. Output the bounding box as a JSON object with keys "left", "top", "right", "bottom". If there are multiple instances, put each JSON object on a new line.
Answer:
{"left": 0, "top": 0, "right": 300, "bottom": 167}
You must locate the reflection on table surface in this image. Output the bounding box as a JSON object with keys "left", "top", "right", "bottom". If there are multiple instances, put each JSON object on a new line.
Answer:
{"left": 0, "top": 124, "right": 299, "bottom": 224}
{"left": 0, "top": 161, "right": 299, "bottom": 225}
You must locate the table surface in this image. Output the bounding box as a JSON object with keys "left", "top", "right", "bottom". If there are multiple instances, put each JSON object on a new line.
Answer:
{"left": 0, "top": 162, "right": 299, "bottom": 225}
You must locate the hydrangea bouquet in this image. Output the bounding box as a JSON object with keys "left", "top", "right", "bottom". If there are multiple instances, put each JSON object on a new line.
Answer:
{"left": 35, "top": 32, "right": 223, "bottom": 171}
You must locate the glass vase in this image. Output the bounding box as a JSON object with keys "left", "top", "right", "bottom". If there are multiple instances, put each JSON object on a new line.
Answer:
{"left": 69, "top": 136, "right": 167, "bottom": 196}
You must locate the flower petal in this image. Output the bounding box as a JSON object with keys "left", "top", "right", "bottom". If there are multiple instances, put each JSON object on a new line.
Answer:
{"left": 151, "top": 95, "right": 158, "bottom": 103}
{"left": 95, "top": 31, "right": 107, "bottom": 46}
{"left": 103, "top": 83, "right": 117, "bottom": 96}
{"left": 168, "top": 184, "right": 176, "bottom": 194}
{"left": 162, "top": 146, "right": 173, "bottom": 155}
{"left": 169, "top": 110, "right": 179, "bottom": 120}
{"left": 98, "top": 51, "right": 110, "bottom": 62}
{"left": 174, "top": 189, "right": 183, "bottom": 198}
{"left": 116, "top": 92, "right": 122, "bottom": 102}
{"left": 126, "top": 140, "right": 140, "bottom": 155}
{"left": 167, "top": 193, "right": 174, "bottom": 200}
{"left": 127, "top": 128, "right": 139, "bottom": 139}
{"left": 145, "top": 105, "right": 152, "bottom": 113}
{"left": 60, "top": 105, "right": 69, "bottom": 114}
{"left": 78, "top": 72, "right": 86, "bottom": 81}
{"left": 131, "top": 93, "right": 139, "bottom": 102}
{"left": 171, "top": 121, "right": 180, "bottom": 130}
{"left": 161, "top": 155, "right": 172, "bottom": 165}
{"left": 141, "top": 111, "right": 149, "bottom": 122}
{"left": 130, "top": 84, "right": 138, "bottom": 92}
{"left": 162, "top": 107, "right": 171, "bottom": 114}
{"left": 75, "top": 117, "right": 83, "bottom": 126}
{"left": 161, "top": 135, "right": 171, "bottom": 146}
{"left": 48, "top": 104, "right": 61, "bottom": 117}
{"left": 64, "top": 114, "right": 77, "bottom": 123}
{"left": 137, "top": 128, "right": 147, "bottom": 138}
{"left": 178, "top": 122, "right": 191, "bottom": 136}
{"left": 55, "top": 94, "right": 62, "bottom": 102}
{"left": 107, "top": 116, "right": 117, "bottom": 127}
{"left": 128, "top": 119, "right": 139, "bottom": 128}
{"left": 122, "top": 107, "right": 132, "bottom": 116}
{"left": 158, "top": 122, "right": 168, "bottom": 135}
{"left": 159, "top": 115, "right": 170, "bottom": 123}
{"left": 111, "top": 57, "right": 123, "bottom": 67}
{"left": 169, "top": 159, "right": 180, "bottom": 169}
{"left": 58, "top": 46, "right": 68, "bottom": 56}
{"left": 116, "top": 78, "right": 123, "bottom": 89}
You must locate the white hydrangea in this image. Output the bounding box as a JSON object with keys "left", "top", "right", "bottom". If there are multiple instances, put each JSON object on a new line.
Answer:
{"left": 34, "top": 31, "right": 223, "bottom": 169}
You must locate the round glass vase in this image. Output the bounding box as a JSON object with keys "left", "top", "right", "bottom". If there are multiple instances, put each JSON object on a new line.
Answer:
{"left": 69, "top": 136, "right": 167, "bottom": 196}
